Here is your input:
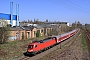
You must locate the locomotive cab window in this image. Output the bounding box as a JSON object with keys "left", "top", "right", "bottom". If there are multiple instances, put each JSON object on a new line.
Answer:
{"left": 28, "top": 45, "right": 33, "bottom": 48}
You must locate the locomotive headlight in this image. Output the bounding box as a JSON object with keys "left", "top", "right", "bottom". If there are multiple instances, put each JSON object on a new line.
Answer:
{"left": 30, "top": 50, "right": 34, "bottom": 52}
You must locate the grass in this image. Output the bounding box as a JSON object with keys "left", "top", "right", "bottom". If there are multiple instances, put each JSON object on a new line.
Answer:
{"left": 81, "top": 31, "right": 88, "bottom": 51}
{"left": 0, "top": 36, "right": 48, "bottom": 60}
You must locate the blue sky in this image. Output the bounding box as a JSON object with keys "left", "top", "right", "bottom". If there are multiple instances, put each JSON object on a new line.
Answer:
{"left": 0, "top": 0, "right": 90, "bottom": 24}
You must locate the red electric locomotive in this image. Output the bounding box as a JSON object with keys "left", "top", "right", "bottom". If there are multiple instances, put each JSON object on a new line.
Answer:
{"left": 27, "top": 37, "right": 58, "bottom": 55}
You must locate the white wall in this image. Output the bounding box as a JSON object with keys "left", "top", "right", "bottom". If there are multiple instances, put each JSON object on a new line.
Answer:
{"left": 5, "top": 20, "right": 18, "bottom": 26}
{"left": 5, "top": 20, "right": 10, "bottom": 24}
{"left": 12, "top": 20, "right": 16, "bottom": 26}
{"left": 67, "top": 23, "right": 69, "bottom": 26}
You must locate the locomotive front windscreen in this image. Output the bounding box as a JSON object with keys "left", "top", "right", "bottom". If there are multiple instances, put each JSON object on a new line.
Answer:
{"left": 28, "top": 45, "right": 33, "bottom": 48}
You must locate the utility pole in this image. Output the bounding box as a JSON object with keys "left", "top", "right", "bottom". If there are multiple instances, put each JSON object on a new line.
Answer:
{"left": 60, "top": 26, "right": 61, "bottom": 49}
{"left": 60, "top": 34, "right": 61, "bottom": 49}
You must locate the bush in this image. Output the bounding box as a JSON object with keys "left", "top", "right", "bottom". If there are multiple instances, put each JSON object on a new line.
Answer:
{"left": 22, "top": 32, "right": 24, "bottom": 39}
{"left": 36, "top": 31, "right": 40, "bottom": 37}
{"left": 0, "top": 25, "right": 10, "bottom": 44}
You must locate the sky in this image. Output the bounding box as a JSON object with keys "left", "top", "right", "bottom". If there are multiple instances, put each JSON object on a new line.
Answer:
{"left": 0, "top": 0, "right": 90, "bottom": 24}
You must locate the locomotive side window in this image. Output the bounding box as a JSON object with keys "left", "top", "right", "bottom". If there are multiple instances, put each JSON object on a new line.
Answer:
{"left": 35, "top": 45, "right": 37, "bottom": 48}
{"left": 52, "top": 37, "right": 54, "bottom": 39}
{"left": 53, "top": 38, "right": 55, "bottom": 40}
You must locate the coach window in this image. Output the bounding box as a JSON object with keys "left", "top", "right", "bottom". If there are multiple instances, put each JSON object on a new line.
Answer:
{"left": 59, "top": 38, "right": 61, "bottom": 40}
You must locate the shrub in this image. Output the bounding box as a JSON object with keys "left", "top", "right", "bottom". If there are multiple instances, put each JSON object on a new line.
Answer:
{"left": 0, "top": 25, "right": 10, "bottom": 44}
{"left": 36, "top": 31, "right": 40, "bottom": 37}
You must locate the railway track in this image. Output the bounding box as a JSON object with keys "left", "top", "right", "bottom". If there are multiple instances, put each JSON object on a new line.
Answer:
{"left": 15, "top": 30, "right": 80, "bottom": 60}
{"left": 84, "top": 30, "right": 90, "bottom": 57}
{"left": 47, "top": 31, "right": 81, "bottom": 60}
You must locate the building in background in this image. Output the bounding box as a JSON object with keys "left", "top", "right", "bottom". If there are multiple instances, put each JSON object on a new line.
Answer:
{"left": 9, "top": 26, "right": 37, "bottom": 41}
{"left": 0, "top": 2, "right": 19, "bottom": 27}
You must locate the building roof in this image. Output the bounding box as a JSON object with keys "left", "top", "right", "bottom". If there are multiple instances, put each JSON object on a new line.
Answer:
{"left": 19, "top": 23, "right": 55, "bottom": 29}
{"left": 22, "top": 26, "right": 34, "bottom": 30}
{"left": 10, "top": 26, "right": 35, "bottom": 31}
{"left": 35, "top": 24, "right": 52, "bottom": 28}
{"left": 10, "top": 26, "right": 24, "bottom": 30}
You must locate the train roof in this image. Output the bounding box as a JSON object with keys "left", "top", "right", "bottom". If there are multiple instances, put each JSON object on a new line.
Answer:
{"left": 29, "top": 37, "right": 54, "bottom": 45}
{"left": 53, "top": 35, "right": 60, "bottom": 38}
{"left": 42, "top": 37, "right": 57, "bottom": 42}
{"left": 60, "top": 33, "right": 68, "bottom": 37}
{"left": 67, "top": 29, "right": 76, "bottom": 33}
{"left": 59, "top": 29, "right": 77, "bottom": 37}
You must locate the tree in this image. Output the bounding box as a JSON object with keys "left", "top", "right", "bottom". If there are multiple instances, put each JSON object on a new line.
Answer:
{"left": 22, "top": 20, "right": 27, "bottom": 23}
{"left": 77, "top": 21, "right": 82, "bottom": 28}
{"left": 47, "top": 27, "right": 59, "bottom": 36}
{"left": 22, "top": 32, "right": 24, "bottom": 39}
{"left": 72, "top": 23, "right": 77, "bottom": 29}
{"left": 47, "top": 29, "right": 52, "bottom": 36}
{"left": 85, "top": 24, "right": 90, "bottom": 32}
{"left": 46, "top": 19, "right": 48, "bottom": 22}
{"left": 36, "top": 30, "right": 40, "bottom": 37}
{"left": 0, "top": 24, "right": 10, "bottom": 44}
